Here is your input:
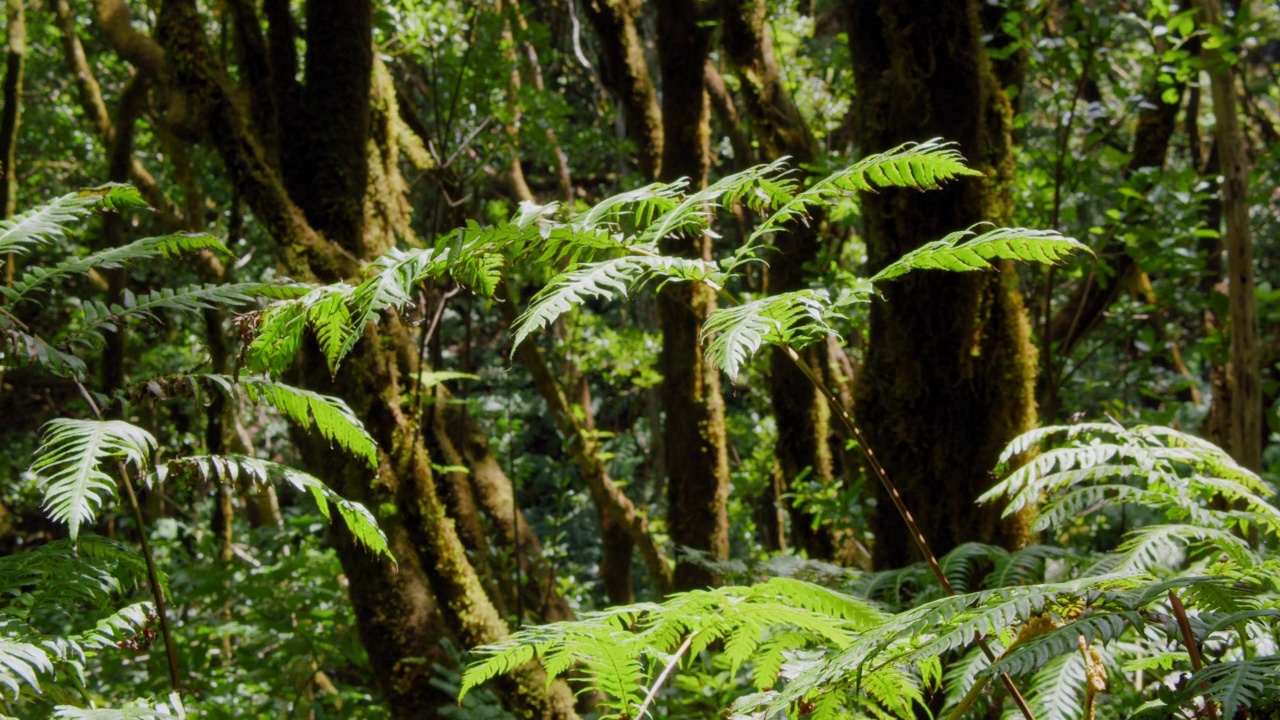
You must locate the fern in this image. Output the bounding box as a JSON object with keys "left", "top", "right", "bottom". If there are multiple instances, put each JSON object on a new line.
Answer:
{"left": 510, "top": 253, "right": 719, "bottom": 354}
{"left": 1173, "top": 655, "right": 1280, "bottom": 717}
{"left": 30, "top": 419, "right": 157, "bottom": 542}
{"left": 0, "top": 185, "right": 144, "bottom": 258}
{"left": 162, "top": 455, "right": 392, "bottom": 560}
{"left": 200, "top": 374, "right": 377, "bottom": 467}
{"left": 0, "top": 635, "right": 53, "bottom": 700}
{"left": 868, "top": 225, "right": 1090, "bottom": 283}
{"left": 8, "top": 233, "right": 231, "bottom": 302}
{"left": 460, "top": 578, "right": 882, "bottom": 717}
{"left": 51, "top": 694, "right": 187, "bottom": 719}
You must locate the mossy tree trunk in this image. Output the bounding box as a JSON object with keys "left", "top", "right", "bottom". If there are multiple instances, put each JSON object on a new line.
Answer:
{"left": 720, "top": 0, "right": 837, "bottom": 559}
{"left": 155, "top": 0, "right": 579, "bottom": 716}
{"left": 654, "top": 0, "right": 731, "bottom": 591}
{"left": 845, "top": 0, "right": 1037, "bottom": 568}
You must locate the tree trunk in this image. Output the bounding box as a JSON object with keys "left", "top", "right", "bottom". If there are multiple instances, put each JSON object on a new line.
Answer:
{"left": 581, "top": 0, "right": 663, "bottom": 179}
{"left": 846, "top": 0, "right": 1037, "bottom": 568}
{"left": 1195, "top": 0, "right": 1261, "bottom": 473}
{"left": 720, "top": 0, "right": 838, "bottom": 559}
{"left": 653, "top": 0, "right": 730, "bottom": 591}
{"left": 1, "top": 0, "right": 22, "bottom": 285}
{"left": 156, "top": 0, "right": 580, "bottom": 715}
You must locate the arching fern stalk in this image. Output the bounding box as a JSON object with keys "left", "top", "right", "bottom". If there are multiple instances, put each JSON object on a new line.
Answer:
{"left": 3, "top": 187, "right": 393, "bottom": 715}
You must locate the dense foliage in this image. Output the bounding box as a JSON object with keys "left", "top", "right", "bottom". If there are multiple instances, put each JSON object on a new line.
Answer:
{"left": 1, "top": 0, "right": 1277, "bottom": 718}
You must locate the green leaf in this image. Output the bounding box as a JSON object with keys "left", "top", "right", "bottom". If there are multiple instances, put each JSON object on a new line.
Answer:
{"left": 165, "top": 455, "right": 392, "bottom": 560}
{"left": 30, "top": 419, "right": 157, "bottom": 541}
{"left": 870, "top": 225, "right": 1091, "bottom": 284}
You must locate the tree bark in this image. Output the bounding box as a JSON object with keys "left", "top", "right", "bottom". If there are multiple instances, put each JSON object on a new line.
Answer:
{"left": 581, "top": 0, "right": 663, "bottom": 179}
{"left": 1, "top": 0, "right": 23, "bottom": 285}
{"left": 653, "top": 0, "right": 730, "bottom": 591}
{"left": 846, "top": 0, "right": 1037, "bottom": 568}
{"left": 156, "top": 0, "right": 580, "bottom": 715}
{"left": 1195, "top": 0, "right": 1261, "bottom": 472}
{"left": 720, "top": 0, "right": 838, "bottom": 559}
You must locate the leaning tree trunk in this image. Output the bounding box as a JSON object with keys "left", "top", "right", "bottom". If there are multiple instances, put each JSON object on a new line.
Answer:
{"left": 653, "top": 0, "right": 731, "bottom": 591}
{"left": 720, "top": 0, "right": 838, "bottom": 559}
{"left": 846, "top": 0, "right": 1037, "bottom": 568}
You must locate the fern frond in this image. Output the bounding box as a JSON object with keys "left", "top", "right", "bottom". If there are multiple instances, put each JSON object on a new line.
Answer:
{"left": 701, "top": 290, "right": 838, "bottom": 380}
{"left": 10, "top": 233, "right": 231, "bottom": 302}
{"left": 0, "top": 327, "right": 89, "bottom": 378}
{"left": 870, "top": 226, "right": 1089, "bottom": 284}
{"left": 52, "top": 693, "right": 187, "bottom": 719}
{"left": 201, "top": 375, "right": 377, "bottom": 468}
{"left": 1023, "top": 652, "right": 1088, "bottom": 720}
{"left": 30, "top": 420, "right": 157, "bottom": 541}
{"left": 985, "top": 613, "right": 1133, "bottom": 677}
{"left": 740, "top": 140, "right": 981, "bottom": 265}
{"left": 1174, "top": 655, "right": 1280, "bottom": 717}
{"left": 0, "top": 186, "right": 145, "bottom": 257}
{"left": 163, "top": 455, "right": 391, "bottom": 560}
{"left": 511, "top": 254, "right": 718, "bottom": 354}
{"left": 0, "top": 635, "right": 53, "bottom": 700}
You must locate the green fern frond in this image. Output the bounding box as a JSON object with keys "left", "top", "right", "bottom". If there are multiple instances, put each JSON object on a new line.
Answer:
{"left": 1175, "top": 655, "right": 1280, "bottom": 717}
{"left": 0, "top": 327, "right": 88, "bottom": 378}
{"left": 985, "top": 613, "right": 1133, "bottom": 677}
{"left": 1023, "top": 652, "right": 1087, "bottom": 720}
{"left": 10, "top": 233, "right": 231, "bottom": 302}
{"left": 869, "top": 226, "right": 1090, "bottom": 284}
{"left": 30, "top": 419, "right": 157, "bottom": 541}
{"left": 510, "top": 254, "right": 718, "bottom": 355}
{"left": 80, "top": 283, "right": 259, "bottom": 327}
{"left": 163, "top": 455, "right": 391, "bottom": 560}
{"left": 941, "top": 646, "right": 992, "bottom": 717}
{"left": 0, "top": 185, "right": 144, "bottom": 257}
{"left": 701, "top": 290, "right": 839, "bottom": 381}
{"left": 201, "top": 375, "right": 378, "bottom": 468}
{"left": 741, "top": 139, "right": 980, "bottom": 262}
{"left": 0, "top": 635, "right": 53, "bottom": 700}
{"left": 51, "top": 693, "right": 187, "bottom": 719}
{"left": 0, "top": 534, "right": 165, "bottom": 607}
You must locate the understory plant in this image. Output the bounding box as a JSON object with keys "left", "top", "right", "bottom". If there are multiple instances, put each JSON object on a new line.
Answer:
{"left": 0, "top": 188, "right": 390, "bottom": 718}
{"left": 437, "top": 143, "right": 1279, "bottom": 718}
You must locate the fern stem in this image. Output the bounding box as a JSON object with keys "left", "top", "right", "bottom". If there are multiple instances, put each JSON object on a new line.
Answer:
{"left": 74, "top": 379, "right": 182, "bottom": 692}
{"left": 782, "top": 345, "right": 1037, "bottom": 720}
{"left": 635, "top": 630, "right": 698, "bottom": 720}
{"left": 1169, "top": 590, "right": 1218, "bottom": 720}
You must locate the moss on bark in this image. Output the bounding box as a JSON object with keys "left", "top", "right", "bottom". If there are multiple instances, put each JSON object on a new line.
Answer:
{"left": 846, "top": 0, "right": 1036, "bottom": 568}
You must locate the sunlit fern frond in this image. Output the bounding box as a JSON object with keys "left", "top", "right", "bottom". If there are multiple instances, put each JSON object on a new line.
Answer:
{"left": 51, "top": 693, "right": 187, "bottom": 719}
{"left": 461, "top": 578, "right": 882, "bottom": 717}
{"left": 701, "top": 290, "right": 839, "bottom": 381}
{"left": 30, "top": 419, "right": 157, "bottom": 542}
{"left": 741, "top": 139, "right": 980, "bottom": 258}
{"left": 0, "top": 633, "right": 54, "bottom": 701}
{"left": 9, "top": 233, "right": 231, "bottom": 302}
{"left": 869, "top": 225, "right": 1090, "bottom": 284}
{"left": 163, "top": 455, "right": 391, "bottom": 560}
{"left": 200, "top": 374, "right": 377, "bottom": 468}
{"left": 510, "top": 254, "right": 719, "bottom": 355}
{"left": 0, "top": 185, "right": 144, "bottom": 258}
{"left": 982, "top": 423, "right": 1279, "bottom": 542}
